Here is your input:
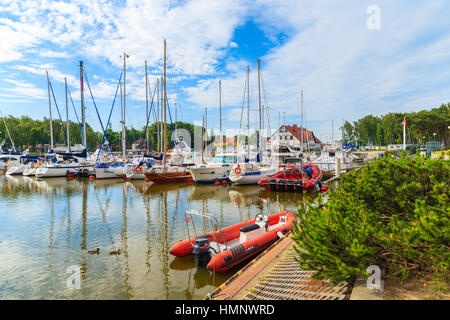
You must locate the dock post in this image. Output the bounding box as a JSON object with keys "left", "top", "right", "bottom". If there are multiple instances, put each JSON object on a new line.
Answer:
{"left": 335, "top": 158, "right": 341, "bottom": 176}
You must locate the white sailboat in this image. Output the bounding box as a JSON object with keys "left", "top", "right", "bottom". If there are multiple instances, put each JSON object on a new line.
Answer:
{"left": 37, "top": 75, "right": 90, "bottom": 178}
{"left": 229, "top": 60, "right": 278, "bottom": 185}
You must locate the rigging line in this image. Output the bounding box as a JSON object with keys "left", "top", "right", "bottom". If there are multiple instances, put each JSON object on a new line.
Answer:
{"left": 83, "top": 70, "right": 108, "bottom": 136}
{"left": 83, "top": 70, "right": 114, "bottom": 158}
{"left": 94, "top": 71, "right": 123, "bottom": 163}
{"left": 48, "top": 78, "right": 68, "bottom": 143}
{"left": 260, "top": 70, "right": 271, "bottom": 137}
{"left": 140, "top": 80, "right": 158, "bottom": 154}
{"left": 67, "top": 86, "right": 86, "bottom": 150}
{"left": 238, "top": 74, "right": 248, "bottom": 146}
{"left": 0, "top": 109, "right": 16, "bottom": 152}
{"left": 166, "top": 95, "right": 177, "bottom": 148}
{"left": 167, "top": 68, "right": 185, "bottom": 123}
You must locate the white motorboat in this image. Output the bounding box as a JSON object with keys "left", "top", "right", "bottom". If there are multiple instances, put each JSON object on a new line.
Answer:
{"left": 5, "top": 163, "right": 27, "bottom": 175}
{"left": 35, "top": 161, "right": 87, "bottom": 178}
{"left": 189, "top": 153, "right": 243, "bottom": 184}
{"left": 93, "top": 163, "right": 125, "bottom": 179}
{"left": 0, "top": 152, "right": 23, "bottom": 172}
{"left": 23, "top": 163, "right": 37, "bottom": 176}
{"left": 228, "top": 162, "right": 278, "bottom": 185}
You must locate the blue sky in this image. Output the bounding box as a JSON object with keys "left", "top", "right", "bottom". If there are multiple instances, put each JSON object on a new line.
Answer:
{"left": 1, "top": 0, "right": 450, "bottom": 143}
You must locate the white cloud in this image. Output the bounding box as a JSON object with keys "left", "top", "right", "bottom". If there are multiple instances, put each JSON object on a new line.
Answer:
{"left": 1, "top": 0, "right": 450, "bottom": 139}
{"left": 39, "top": 50, "right": 71, "bottom": 58}
{"left": 2, "top": 78, "right": 47, "bottom": 99}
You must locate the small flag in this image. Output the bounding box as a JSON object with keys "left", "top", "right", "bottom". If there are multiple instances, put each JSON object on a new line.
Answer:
{"left": 402, "top": 117, "right": 407, "bottom": 127}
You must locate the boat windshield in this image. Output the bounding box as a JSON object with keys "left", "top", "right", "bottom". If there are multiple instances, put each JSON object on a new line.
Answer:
{"left": 210, "top": 155, "right": 238, "bottom": 163}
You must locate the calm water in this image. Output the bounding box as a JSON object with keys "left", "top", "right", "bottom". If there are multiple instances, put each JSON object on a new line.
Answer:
{"left": 0, "top": 175, "right": 307, "bottom": 300}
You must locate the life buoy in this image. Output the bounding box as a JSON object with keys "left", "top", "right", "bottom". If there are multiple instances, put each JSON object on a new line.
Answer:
{"left": 135, "top": 166, "right": 142, "bottom": 173}
{"left": 234, "top": 167, "right": 241, "bottom": 175}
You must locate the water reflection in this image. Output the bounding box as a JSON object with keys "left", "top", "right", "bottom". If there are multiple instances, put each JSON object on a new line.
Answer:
{"left": 0, "top": 175, "right": 306, "bottom": 300}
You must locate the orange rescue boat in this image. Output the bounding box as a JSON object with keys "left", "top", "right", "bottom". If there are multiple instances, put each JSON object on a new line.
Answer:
{"left": 170, "top": 210, "right": 296, "bottom": 273}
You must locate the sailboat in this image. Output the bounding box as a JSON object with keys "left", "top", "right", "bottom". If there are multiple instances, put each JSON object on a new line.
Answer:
{"left": 36, "top": 74, "right": 90, "bottom": 178}
{"left": 144, "top": 39, "right": 191, "bottom": 183}
{"left": 93, "top": 57, "right": 128, "bottom": 180}
{"left": 229, "top": 60, "right": 278, "bottom": 185}
{"left": 1, "top": 109, "right": 36, "bottom": 175}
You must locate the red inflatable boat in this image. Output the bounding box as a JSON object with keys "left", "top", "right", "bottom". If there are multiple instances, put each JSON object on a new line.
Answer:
{"left": 170, "top": 211, "right": 296, "bottom": 273}
{"left": 258, "top": 164, "right": 328, "bottom": 193}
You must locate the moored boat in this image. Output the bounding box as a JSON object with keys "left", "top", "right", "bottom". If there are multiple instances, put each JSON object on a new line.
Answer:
{"left": 189, "top": 153, "right": 242, "bottom": 184}
{"left": 258, "top": 164, "right": 327, "bottom": 193}
{"left": 144, "top": 165, "right": 191, "bottom": 183}
{"left": 170, "top": 210, "right": 295, "bottom": 272}
{"left": 228, "top": 162, "right": 278, "bottom": 185}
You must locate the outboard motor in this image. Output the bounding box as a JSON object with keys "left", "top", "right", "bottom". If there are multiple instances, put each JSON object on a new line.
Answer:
{"left": 193, "top": 237, "right": 212, "bottom": 266}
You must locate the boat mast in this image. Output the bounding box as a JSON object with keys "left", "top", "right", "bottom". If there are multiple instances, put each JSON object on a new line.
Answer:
{"left": 300, "top": 90, "right": 303, "bottom": 152}
{"left": 247, "top": 65, "right": 250, "bottom": 158}
{"left": 156, "top": 77, "right": 160, "bottom": 153}
{"left": 160, "top": 76, "right": 163, "bottom": 154}
{"left": 79, "top": 61, "right": 86, "bottom": 149}
{"left": 121, "top": 52, "right": 128, "bottom": 159}
{"left": 202, "top": 113, "right": 205, "bottom": 163}
{"left": 46, "top": 70, "right": 54, "bottom": 150}
{"left": 163, "top": 39, "right": 167, "bottom": 168}
{"left": 219, "top": 80, "right": 222, "bottom": 150}
{"left": 332, "top": 118, "right": 334, "bottom": 144}
{"left": 120, "top": 81, "right": 124, "bottom": 156}
{"left": 145, "top": 60, "right": 149, "bottom": 153}
{"left": 65, "top": 77, "right": 70, "bottom": 151}
{"left": 257, "top": 59, "right": 262, "bottom": 161}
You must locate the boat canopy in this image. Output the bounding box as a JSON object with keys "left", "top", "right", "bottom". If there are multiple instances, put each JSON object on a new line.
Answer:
{"left": 210, "top": 155, "right": 239, "bottom": 164}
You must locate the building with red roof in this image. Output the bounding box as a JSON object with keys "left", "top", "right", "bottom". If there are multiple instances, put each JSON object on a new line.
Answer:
{"left": 267, "top": 125, "right": 322, "bottom": 151}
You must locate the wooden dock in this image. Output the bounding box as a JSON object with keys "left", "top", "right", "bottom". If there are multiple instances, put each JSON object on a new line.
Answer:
{"left": 207, "top": 234, "right": 350, "bottom": 300}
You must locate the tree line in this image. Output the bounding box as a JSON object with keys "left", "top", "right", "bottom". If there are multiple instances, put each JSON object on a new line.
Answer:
{"left": 0, "top": 115, "right": 197, "bottom": 152}
{"left": 341, "top": 103, "right": 449, "bottom": 148}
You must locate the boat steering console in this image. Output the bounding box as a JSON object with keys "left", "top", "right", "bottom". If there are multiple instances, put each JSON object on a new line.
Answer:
{"left": 255, "top": 214, "right": 269, "bottom": 231}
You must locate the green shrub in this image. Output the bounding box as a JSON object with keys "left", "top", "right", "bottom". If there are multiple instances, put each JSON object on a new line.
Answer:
{"left": 292, "top": 155, "right": 449, "bottom": 285}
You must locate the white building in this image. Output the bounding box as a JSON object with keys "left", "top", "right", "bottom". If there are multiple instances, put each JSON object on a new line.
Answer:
{"left": 267, "top": 125, "right": 322, "bottom": 151}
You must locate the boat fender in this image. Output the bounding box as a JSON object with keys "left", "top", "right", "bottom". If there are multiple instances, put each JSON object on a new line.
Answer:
{"left": 277, "top": 231, "right": 285, "bottom": 239}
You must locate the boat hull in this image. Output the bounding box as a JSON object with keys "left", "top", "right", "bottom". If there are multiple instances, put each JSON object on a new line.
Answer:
{"left": 258, "top": 164, "right": 324, "bottom": 193}
{"left": 35, "top": 166, "right": 79, "bottom": 178}
{"left": 144, "top": 171, "right": 191, "bottom": 183}
{"left": 229, "top": 167, "right": 278, "bottom": 185}
{"left": 5, "top": 165, "right": 26, "bottom": 175}
{"left": 93, "top": 166, "right": 123, "bottom": 179}
{"left": 23, "top": 167, "right": 37, "bottom": 176}
{"left": 189, "top": 165, "right": 232, "bottom": 183}
{"left": 170, "top": 211, "right": 295, "bottom": 272}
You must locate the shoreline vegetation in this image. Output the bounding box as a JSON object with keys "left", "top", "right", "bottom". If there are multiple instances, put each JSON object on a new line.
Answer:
{"left": 0, "top": 115, "right": 197, "bottom": 152}
{"left": 341, "top": 103, "right": 449, "bottom": 148}
{"left": 292, "top": 153, "right": 449, "bottom": 299}
{"left": 1, "top": 104, "right": 449, "bottom": 152}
